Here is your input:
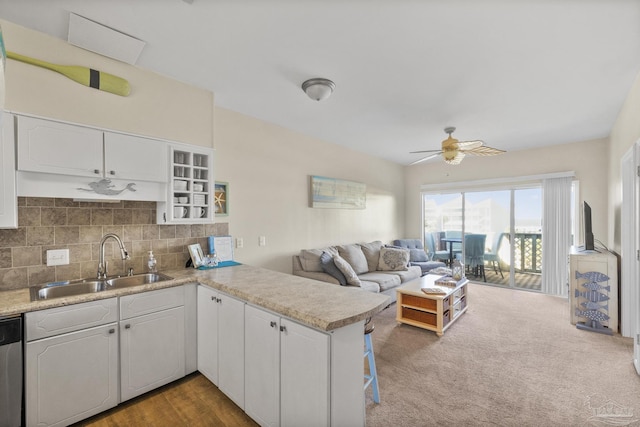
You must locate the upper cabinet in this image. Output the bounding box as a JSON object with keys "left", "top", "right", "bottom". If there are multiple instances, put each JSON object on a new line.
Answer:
{"left": 157, "top": 143, "right": 214, "bottom": 224}
{"left": 17, "top": 115, "right": 167, "bottom": 182}
{"left": 0, "top": 112, "right": 17, "bottom": 229}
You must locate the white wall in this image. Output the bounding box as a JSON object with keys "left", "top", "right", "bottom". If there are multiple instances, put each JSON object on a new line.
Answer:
{"left": 214, "top": 107, "right": 405, "bottom": 273}
{"left": 1, "top": 20, "right": 407, "bottom": 275}
{"left": 1, "top": 20, "right": 213, "bottom": 147}
{"left": 608, "top": 72, "right": 640, "bottom": 253}
{"left": 404, "top": 138, "right": 610, "bottom": 244}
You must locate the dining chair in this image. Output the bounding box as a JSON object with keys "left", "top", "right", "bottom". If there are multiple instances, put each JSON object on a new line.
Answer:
{"left": 484, "top": 233, "right": 505, "bottom": 278}
{"left": 462, "top": 234, "right": 486, "bottom": 281}
{"left": 424, "top": 233, "right": 450, "bottom": 264}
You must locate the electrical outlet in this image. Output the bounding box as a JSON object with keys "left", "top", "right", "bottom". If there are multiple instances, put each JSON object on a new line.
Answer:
{"left": 236, "top": 237, "right": 244, "bottom": 248}
{"left": 47, "top": 249, "right": 70, "bottom": 266}
{"left": 259, "top": 236, "right": 266, "bottom": 246}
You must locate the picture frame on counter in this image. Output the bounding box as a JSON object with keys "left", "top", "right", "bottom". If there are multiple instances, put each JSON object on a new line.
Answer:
{"left": 214, "top": 181, "right": 228, "bottom": 216}
{"left": 188, "top": 243, "right": 205, "bottom": 268}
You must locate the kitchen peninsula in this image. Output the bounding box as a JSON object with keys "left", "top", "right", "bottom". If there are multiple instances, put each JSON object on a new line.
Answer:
{"left": 1, "top": 264, "right": 389, "bottom": 427}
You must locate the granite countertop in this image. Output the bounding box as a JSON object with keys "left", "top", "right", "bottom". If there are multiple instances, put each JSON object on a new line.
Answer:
{"left": 0, "top": 264, "right": 391, "bottom": 331}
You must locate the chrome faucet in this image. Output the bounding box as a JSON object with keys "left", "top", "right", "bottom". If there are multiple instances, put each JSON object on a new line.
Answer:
{"left": 97, "top": 233, "right": 130, "bottom": 279}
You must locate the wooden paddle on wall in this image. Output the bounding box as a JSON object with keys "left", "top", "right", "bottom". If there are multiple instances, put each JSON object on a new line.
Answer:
{"left": 7, "top": 51, "right": 131, "bottom": 96}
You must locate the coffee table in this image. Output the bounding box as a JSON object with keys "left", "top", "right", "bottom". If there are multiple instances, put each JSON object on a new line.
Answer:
{"left": 396, "top": 274, "right": 469, "bottom": 336}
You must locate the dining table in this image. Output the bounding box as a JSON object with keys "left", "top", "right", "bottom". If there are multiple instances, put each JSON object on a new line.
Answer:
{"left": 441, "top": 237, "right": 462, "bottom": 265}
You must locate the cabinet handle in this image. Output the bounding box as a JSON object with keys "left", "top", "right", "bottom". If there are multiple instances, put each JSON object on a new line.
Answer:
{"left": 211, "top": 296, "right": 215, "bottom": 301}
{"left": 108, "top": 328, "right": 115, "bottom": 334}
{"left": 125, "top": 324, "right": 131, "bottom": 329}
{"left": 109, "top": 170, "right": 116, "bottom": 175}
{"left": 280, "top": 325, "right": 287, "bottom": 333}
{"left": 94, "top": 169, "right": 100, "bottom": 174}
{"left": 270, "top": 321, "right": 277, "bottom": 328}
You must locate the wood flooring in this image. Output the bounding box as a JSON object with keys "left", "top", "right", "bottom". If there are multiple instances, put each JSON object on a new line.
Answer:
{"left": 72, "top": 373, "right": 258, "bottom": 427}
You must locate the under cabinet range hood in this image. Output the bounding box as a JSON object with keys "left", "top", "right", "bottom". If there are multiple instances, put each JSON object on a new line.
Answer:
{"left": 16, "top": 170, "right": 168, "bottom": 202}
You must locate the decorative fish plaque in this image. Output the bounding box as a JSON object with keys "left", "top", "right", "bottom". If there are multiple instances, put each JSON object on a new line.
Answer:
{"left": 77, "top": 179, "right": 136, "bottom": 196}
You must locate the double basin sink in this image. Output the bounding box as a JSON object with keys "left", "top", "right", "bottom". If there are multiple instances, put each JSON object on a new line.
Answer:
{"left": 30, "top": 273, "right": 174, "bottom": 301}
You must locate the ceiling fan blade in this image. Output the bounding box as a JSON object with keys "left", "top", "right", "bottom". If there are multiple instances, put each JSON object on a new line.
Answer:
{"left": 409, "top": 149, "right": 442, "bottom": 154}
{"left": 445, "top": 152, "right": 465, "bottom": 165}
{"left": 464, "top": 145, "right": 506, "bottom": 156}
{"left": 456, "top": 140, "right": 484, "bottom": 150}
{"left": 409, "top": 152, "right": 441, "bottom": 165}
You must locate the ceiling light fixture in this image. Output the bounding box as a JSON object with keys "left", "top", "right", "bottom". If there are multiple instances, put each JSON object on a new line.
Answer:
{"left": 302, "top": 78, "right": 335, "bottom": 101}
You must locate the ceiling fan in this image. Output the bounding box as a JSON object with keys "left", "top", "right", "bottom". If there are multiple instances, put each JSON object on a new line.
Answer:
{"left": 409, "top": 127, "right": 505, "bottom": 165}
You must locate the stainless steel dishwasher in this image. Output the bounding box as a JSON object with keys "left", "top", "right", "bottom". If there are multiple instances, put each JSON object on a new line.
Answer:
{"left": 0, "top": 314, "right": 23, "bottom": 427}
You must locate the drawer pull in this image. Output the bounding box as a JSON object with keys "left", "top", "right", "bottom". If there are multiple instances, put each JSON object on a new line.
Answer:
{"left": 108, "top": 328, "right": 115, "bottom": 334}
{"left": 125, "top": 324, "right": 131, "bottom": 329}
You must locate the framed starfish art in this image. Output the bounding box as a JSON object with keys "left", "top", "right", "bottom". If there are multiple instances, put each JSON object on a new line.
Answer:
{"left": 214, "top": 182, "right": 228, "bottom": 216}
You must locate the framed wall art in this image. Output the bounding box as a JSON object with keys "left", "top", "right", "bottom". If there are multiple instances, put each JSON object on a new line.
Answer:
{"left": 309, "top": 175, "right": 366, "bottom": 209}
{"left": 214, "top": 181, "right": 228, "bottom": 216}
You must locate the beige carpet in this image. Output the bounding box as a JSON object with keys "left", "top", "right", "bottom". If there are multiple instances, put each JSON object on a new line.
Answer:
{"left": 366, "top": 283, "right": 640, "bottom": 426}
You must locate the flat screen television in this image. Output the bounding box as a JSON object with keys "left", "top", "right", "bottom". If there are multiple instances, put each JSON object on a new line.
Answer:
{"left": 583, "top": 201, "right": 595, "bottom": 251}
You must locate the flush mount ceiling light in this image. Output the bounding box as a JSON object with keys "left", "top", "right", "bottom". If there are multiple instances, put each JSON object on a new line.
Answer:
{"left": 302, "top": 78, "right": 335, "bottom": 101}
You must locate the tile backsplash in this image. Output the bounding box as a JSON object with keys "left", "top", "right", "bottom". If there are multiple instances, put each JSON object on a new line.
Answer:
{"left": 0, "top": 197, "right": 229, "bottom": 291}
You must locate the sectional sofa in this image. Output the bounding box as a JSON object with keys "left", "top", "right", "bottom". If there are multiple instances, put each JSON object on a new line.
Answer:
{"left": 292, "top": 241, "right": 423, "bottom": 303}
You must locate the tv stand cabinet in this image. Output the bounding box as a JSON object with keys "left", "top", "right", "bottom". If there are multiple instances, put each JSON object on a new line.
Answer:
{"left": 569, "top": 247, "right": 618, "bottom": 334}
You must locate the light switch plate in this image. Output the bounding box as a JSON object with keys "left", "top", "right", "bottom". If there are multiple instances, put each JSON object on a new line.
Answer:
{"left": 47, "top": 249, "right": 70, "bottom": 266}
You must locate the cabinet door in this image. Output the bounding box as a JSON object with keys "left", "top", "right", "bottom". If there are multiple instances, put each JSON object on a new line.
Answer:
{"left": 17, "top": 115, "right": 103, "bottom": 177}
{"left": 197, "top": 285, "right": 219, "bottom": 384}
{"left": 244, "top": 305, "right": 280, "bottom": 427}
{"left": 104, "top": 132, "right": 167, "bottom": 182}
{"left": 25, "top": 323, "right": 118, "bottom": 427}
{"left": 120, "top": 306, "right": 186, "bottom": 402}
{"left": 280, "top": 319, "right": 330, "bottom": 427}
{"left": 0, "top": 112, "right": 17, "bottom": 228}
{"left": 218, "top": 293, "right": 245, "bottom": 409}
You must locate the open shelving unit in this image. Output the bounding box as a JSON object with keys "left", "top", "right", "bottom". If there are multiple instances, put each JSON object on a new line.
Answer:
{"left": 157, "top": 143, "right": 214, "bottom": 224}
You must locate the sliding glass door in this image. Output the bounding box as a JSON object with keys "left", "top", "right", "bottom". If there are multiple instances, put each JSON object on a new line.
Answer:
{"left": 423, "top": 187, "right": 543, "bottom": 291}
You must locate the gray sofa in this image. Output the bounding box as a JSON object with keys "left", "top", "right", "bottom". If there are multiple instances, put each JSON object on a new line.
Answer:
{"left": 292, "top": 241, "right": 422, "bottom": 303}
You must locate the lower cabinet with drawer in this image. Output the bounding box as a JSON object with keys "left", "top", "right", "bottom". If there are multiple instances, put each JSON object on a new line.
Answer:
{"left": 119, "top": 286, "right": 186, "bottom": 402}
{"left": 25, "top": 298, "right": 119, "bottom": 427}
{"left": 25, "top": 286, "right": 189, "bottom": 426}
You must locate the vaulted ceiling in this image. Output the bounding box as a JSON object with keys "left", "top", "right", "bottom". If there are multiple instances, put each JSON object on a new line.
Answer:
{"left": 1, "top": 0, "right": 639, "bottom": 165}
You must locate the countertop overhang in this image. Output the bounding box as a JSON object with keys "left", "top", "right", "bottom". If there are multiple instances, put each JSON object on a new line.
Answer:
{"left": 0, "top": 264, "right": 391, "bottom": 331}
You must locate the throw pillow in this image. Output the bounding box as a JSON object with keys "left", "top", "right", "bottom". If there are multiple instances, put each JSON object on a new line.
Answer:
{"left": 337, "top": 244, "right": 369, "bottom": 275}
{"left": 359, "top": 241, "right": 384, "bottom": 272}
{"left": 299, "top": 247, "right": 337, "bottom": 272}
{"left": 333, "top": 254, "right": 361, "bottom": 286}
{"left": 409, "top": 248, "right": 428, "bottom": 262}
{"left": 319, "top": 251, "right": 347, "bottom": 286}
{"left": 378, "top": 247, "right": 410, "bottom": 271}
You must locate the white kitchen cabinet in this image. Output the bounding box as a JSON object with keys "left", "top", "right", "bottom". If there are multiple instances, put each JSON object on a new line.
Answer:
{"left": 244, "top": 304, "right": 281, "bottom": 427}
{"left": 103, "top": 132, "right": 167, "bottom": 182}
{"left": 157, "top": 143, "right": 214, "bottom": 224}
{"left": 197, "top": 285, "right": 219, "bottom": 384}
{"left": 244, "top": 304, "right": 331, "bottom": 427}
{"left": 196, "top": 286, "right": 245, "bottom": 409}
{"left": 25, "top": 298, "right": 119, "bottom": 427}
{"left": 16, "top": 115, "right": 166, "bottom": 182}
{"left": 0, "top": 112, "right": 17, "bottom": 228}
{"left": 280, "top": 318, "right": 330, "bottom": 427}
{"left": 120, "top": 287, "right": 186, "bottom": 402}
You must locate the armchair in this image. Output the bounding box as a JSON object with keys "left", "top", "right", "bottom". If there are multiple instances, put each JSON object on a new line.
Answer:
{"left": 393, "top": 239, "right": 446, "bottom": 276}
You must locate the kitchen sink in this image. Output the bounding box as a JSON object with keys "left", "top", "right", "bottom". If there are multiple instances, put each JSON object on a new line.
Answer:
{"left": 30, "top": 273, "right": 173, "bottom": 301}
{"left": 106, "top": 273, "right": 173, "bottom": 288}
